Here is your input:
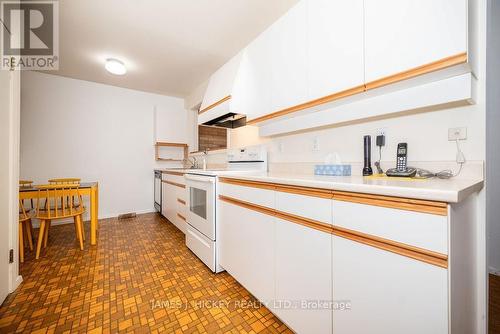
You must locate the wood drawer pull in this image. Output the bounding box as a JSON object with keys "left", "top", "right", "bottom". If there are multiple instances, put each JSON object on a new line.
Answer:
{"left": 220, "top": 178, "right": 448, "bottom": 215}
{"left": 333, "top": 226, "right": 448, "bottom": 269}
{"left": 177, "top": 198, "right": 186, "bottom": 205}
{"left": 163, "top": 180, "right": 186, "bottom": 189}
{"left": 177, "top": 213, "right": 186, "bottom": 221}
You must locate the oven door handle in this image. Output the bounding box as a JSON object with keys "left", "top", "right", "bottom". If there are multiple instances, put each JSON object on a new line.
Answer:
{"left": 184, "top": 174, "right": 216, "bottom": 184}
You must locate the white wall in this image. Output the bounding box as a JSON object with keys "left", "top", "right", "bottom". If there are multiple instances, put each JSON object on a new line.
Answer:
{"left": 486, "top": 0, "right": 500, "bottom": 274}
{"left": 21, "top": 72, "right": 189, "bottom": 219}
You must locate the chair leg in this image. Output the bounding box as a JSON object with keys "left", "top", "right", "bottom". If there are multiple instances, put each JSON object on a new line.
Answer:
{"left": 25, "top": 220, "right": 34, "bottom": 251}
{"left": 36, "top": 220, "right": 46, "bottom": 260}
{"left": 75, "top": 215, "right": 84, "bottom": 250}
{"left": 19, "top": 222, "right": 24, "bottom": 263}
{"left": 43, "top": 220, "right": 51, "bottom": 248}
{"left": 81, "top": 220, "right": 85, "bottom": 241}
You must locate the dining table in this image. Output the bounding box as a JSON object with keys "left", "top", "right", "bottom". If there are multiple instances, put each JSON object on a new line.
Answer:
{"left": 19, "top": 182, "right": 99, "bottom": 245}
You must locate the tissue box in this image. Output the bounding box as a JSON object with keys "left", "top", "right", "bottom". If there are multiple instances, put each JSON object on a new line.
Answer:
{"left": 314, "top": 164, "right": 351, "bottom": 176}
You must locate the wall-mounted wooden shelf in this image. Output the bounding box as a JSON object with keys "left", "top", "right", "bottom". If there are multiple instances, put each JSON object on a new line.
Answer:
{"left": 155, "top": 142, "right": 189, "bottom": 162}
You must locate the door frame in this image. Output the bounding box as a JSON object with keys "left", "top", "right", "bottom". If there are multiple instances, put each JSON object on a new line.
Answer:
{"left": 0, "top": 67, "right": 22, "bottom": 304}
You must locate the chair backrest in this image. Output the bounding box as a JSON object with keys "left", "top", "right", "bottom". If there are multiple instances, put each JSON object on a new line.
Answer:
{"left": 19, "top": 199, "right": 30, "bottom": 222}
{"left": 35, "top": 184, "right": 83, "bottom": 219}
{"left": 19, "top": 180, "right": 33, "bottom": 188}
{"left": 48, "top": 178, "right": 81, "bottom": 185}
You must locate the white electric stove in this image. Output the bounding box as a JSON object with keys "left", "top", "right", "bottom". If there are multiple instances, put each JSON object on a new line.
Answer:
{"left": 184, "top": 146, "right": 267, "bottom": 273}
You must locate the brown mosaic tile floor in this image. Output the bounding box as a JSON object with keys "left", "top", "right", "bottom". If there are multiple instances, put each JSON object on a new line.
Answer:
{"left": 0, "top": 213, "right": 291, "bottom": 334}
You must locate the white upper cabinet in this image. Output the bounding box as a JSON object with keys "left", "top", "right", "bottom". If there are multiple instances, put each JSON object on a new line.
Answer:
{"left": 364, "top": 0, "right": 467, "bottom": 83}
{"left": 270, "top": 0, "right": 308, "bottom": 112}
{"left": 307, "top": 0, "right": 364, "bottom": 100}
{"left": 200, "top": 51, "right": 243, "bottom": 111}
{"left": 238, "top": 30, "right": 273, "bottom": 120}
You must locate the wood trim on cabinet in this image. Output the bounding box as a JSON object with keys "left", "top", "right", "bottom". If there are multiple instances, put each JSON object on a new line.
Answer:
{"left": 165, "top": 171, "right": 185, "bottom": 176}
{"left": 332, "top": 191, "right": 448, "bottom": 216}
{"left": 219, "top": 195, "right": 331, "bottom": 234}
{"left": 219, "top": 177, "right": 448, "bottom": 215}
{"left": 177, "top": 198, "right": 186, "bottom": 205}
{"left": 219, "top": 177, "right": 276, "bottom": 191}
{"left": 275, "top": 184, "right": 333, "bottom": 199}
{"left": 198, "top": 95, "right": 232, "bottom": 114}
{"left": 177, "top": 213, "right": 186, "bottom": 221}
{"left": 219, "top": 195, "right": 276, "bottom": 217}
{"left": 246, "top": 52, "right": 467, "bottom": 125}
{"left": 365, "top": 52, "right": 468, "bottom": 91}
{"left": 162, "top": 180, "right": 186, "bottom": 189}
{"left": 246, "top": 85, "right": 365, "bottom": 125}
{"left": 218, "top": 194, "right": 447, "bottom": 268}
{"left": 332, "top": 226, "right": 448, "bottom": 269}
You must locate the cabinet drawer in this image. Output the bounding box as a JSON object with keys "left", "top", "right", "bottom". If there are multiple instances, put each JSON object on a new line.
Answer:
{"left": 333, "top": 200, "right": 448, "bottom": 254}
{"left": 276, "top": 190, "right": 332, "bottom": 224}
{"left": 176, "top": 186, "right": 187, "bottom": 202}
{"left": 218, "top": 181, "right": 274, "bottom": 208}
{"left": 164, "top": 173, "right": 185, "bottom": 186}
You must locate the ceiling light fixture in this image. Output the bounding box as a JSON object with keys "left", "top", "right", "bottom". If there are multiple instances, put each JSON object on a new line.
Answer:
{"left": 105, "top": 58, "right": 127, "bottom": 75}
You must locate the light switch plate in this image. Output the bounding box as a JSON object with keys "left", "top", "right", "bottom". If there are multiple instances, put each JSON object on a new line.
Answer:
{"left": 448, "top": 127, "right": 467, "bottom": 141}
{"left": 312, "top": 137, "right": 320, "bottom": 151}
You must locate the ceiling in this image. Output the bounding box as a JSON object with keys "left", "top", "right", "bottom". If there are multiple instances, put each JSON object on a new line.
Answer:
{"left": 47, "top": 0, "right": 299, "bottom": 98}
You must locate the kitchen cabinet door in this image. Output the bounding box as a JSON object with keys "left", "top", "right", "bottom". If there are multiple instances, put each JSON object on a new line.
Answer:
{"left": 307, "top": 0, "right": 364, "bottom": 101}
{"left": 161, "top": 181, "right": 169, "bottom": 218}
{"left": 218, "top": 199, "right": 275, "bottom": 303}
{"left": 162, "top": 182, "right": 177, "bottom": 227}
{"left": 274, "top": 218, "right": 332, "bottom": 334}
{"left": 238, "top": 29, "right": 273, "bottom": 121}
{"left": 364, "top": 0, "right": 467, "bottom": 83}
{"left": 270, "top": 1, "right": 308, "bottom": 112}
{"left": 332, "top": 235, "right": 448, "bottom": 334}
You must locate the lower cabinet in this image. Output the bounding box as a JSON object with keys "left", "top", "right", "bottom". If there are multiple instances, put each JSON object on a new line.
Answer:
{"left": 274, "top": 217, "right": 332, "bottom": 334}
{"left": 162, "top": 181, "right": 186, "bottom": 233}
{"left": 218, "top": 200, "right": 275, "bottom": 303}
{"left": 332, "top": 235, "right": 448, "bottom": 334}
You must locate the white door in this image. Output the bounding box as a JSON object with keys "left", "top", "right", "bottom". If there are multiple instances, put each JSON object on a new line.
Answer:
{"left": 307, "top": 0, "right": 364, "bottom": 100}
{"left": 0, "top": 66, "right": 12, "bottom": 304}
{"left": 364, "top": 0, "right": 467, "bottom": 82}
{"left": 274, "top": 218, "right": 332, "bottom": 334}
{"left": 218, "top": 199, "right": 275, "bottom": 303}
{"left": 239, "top": 27, "right": 273, "bottom": 120}
{"left": 270, "top": 0, "right": 308, "bottom": 112}
{"left": 333, "top": 235, "right": 448, "bottom": 334}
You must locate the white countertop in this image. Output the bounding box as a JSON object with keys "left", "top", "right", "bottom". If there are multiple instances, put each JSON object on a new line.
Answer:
{"left": 217, "top": 172, "right": 484, "bottom": 203}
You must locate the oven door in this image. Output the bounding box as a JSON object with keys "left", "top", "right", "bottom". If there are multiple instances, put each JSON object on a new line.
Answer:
{"left": 185, "top": 174, "right": 216, "bottom": 240}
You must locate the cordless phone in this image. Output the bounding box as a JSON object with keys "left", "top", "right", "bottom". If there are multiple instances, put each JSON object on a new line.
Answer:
{"left": 396, "top": 143, "right": 408, "bottom": 171}
{"left": 386, "top": 143, "right": 417, "bottom": 177}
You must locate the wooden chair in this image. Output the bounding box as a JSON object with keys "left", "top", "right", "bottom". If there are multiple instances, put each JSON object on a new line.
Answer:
{"left": 35, "top": 184, "right": 86, "bottom": 259}
{"left": 47, "top": 178, "right": 85, "bottom": 241}
{"left": 19, "top": 199, "right": 34, "bottom": 263}
{"left": 19, "top": 180, "right": 35, "bottom": 251}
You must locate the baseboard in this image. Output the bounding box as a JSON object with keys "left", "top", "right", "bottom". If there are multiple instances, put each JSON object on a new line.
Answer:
{"left": 30, "top": 209, "right": 157, "bottom": 227}
{"left": 10, "top": 275, "right": 23, "bottom": 293}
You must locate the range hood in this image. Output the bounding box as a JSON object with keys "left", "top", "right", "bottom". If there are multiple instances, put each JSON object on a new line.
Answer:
{"left": 198, "top": 52, "right": 246, "bottom": 129}
{"left": 202, "top": 112, "right": 246, "bottom": 129}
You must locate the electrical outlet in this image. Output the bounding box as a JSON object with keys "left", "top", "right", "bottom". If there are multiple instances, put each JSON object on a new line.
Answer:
{"left": 376, "top": 128, "right": 387, "bottom": 137}
{"left": 278, "top": 142, "right": 284, "bottom": 153}
{"left": 312, "top": 137, "right": 320, "bottom": 151}
{"left": 448, "top": 127, "right": 467, "bottom": 141}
